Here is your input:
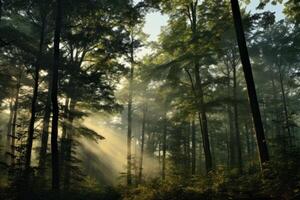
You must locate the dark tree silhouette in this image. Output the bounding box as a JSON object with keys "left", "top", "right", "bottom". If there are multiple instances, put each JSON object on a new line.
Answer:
{"left": 230, "top": 0, "right": 269, "bottom": 167}
{"left": 51, "top": 0, "right": 62, "bottom": 191}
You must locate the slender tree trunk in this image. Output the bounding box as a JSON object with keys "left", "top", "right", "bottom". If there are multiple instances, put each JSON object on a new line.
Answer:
{"left": 278, "top": 64, "right": 291, "bottom": 145}
{"left": 38, "top": 82, "right": 51, "bottom": 177}
{"left": 25, "top": 15, "right": 46, "bottom": 177}
{"left": 127, "top": 36, "right": 134, "bottom": 185}
{"left": 63, "top": 99, "right": 75, "bottom": 190}
{"left": 51, "top": 0, "right": 62, "bottom": 191}
{"left": 233, "top": 65, "right": 242, "bottom": 173}
{"left": 60, "top": 97, "right": 69, "bottom": 189}
{"left": 162, "top": 104, "right": 167, "bottom": 180}
{"left": 227, "top": 97, "right": 236, "bottom": 168}
{"left": 225, "top": 59, "right": 236, "bottom": 168}
{"left": 270, "top": 72, "right": 281, "bottom": 138}
{"left": 230, "top": 0, "right": 269, "bottom": 168}
{"left": 245, "top": 124, "right": 251, "bottom": 162}
{"left": 185, "top": 1, "right": 212, "bottom": 173}
{"left": 191, "top": 119, "right": 196, "bottom": 175}
{"left": 210, "top": 131, "right": 216, "bottom": 168}
{"left": 11, "top": 72, "right": 22, "bottom": 166}
{"left": 198, "top": 135, "right": 203, "bottom": 174}
{"left": 61, "top": 98, "right": 70, "bottom": 139}
{"left": 225, "top": 128, "right": 231, "bottom": 168}
{"left": 6, "top": 99, "right": 13, "bottom": 164}
{"left": 195, "top": 64, "right": 212, "bottom": 173}
{"left": 158, "top": 140, "right": 161, "bottom": 171}
{"left": 138, "top": 105, "right": 147, "bottom": 183}
{"left": 185, "top": 123, "right": 191, "bottom": 173}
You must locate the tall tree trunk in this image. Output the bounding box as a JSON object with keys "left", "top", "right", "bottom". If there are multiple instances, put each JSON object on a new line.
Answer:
{"left": 230, "top": 0, "right": 269, "bottom": 168}
{"left": 185, "top": 123, "right": 191, "bottom": 173}
{"left": 51, "top": 0, "right": 62, "bottom": 191}
{"left": 225, "top": 59, "right": 236, "bottom": 168}
{"left": 60, "top": 97, "right": 69, "bottom": 189}
{"left": 210, "top": 131, "right": 216, "bottom": 168}
{"left": 127, "top": 35, "right": 134, "bottom": 185}
{"left": 233, "top": 64, "right": 242, "bottom": 173}
{"left": 226, "top": 78, "right": 236, "bottom": 168}
{"left": 24, "top": 15, "right": 46, "bottom": 177}
{"left": 38, "top": 82, "right": 51, "bottom": 177}
{"left": 162, "top": 104, "right": 167, "bottom": 180}
{"left": 158, "top": 140, "right": 161, "bottom": 172}
{"left": 184, "top": 0, "right": 211, "bottom": 174}
{"left": 6, "top": 98, "right": 13, "bottom": 164}
{"left": 270, "top": 71, "right": 281, "bottom": 138}
{"left": 195, "top": 64, "right": 213, "bottom": 173}
{"left": 278, "top": 64, "right": 291, "bottom": 145}
{"left": 63, "top": 99, "right": 76, "bottom": 190}
{"left": 11, "top": 71, "right": 22, "bottom": 166}
{"left": 138, "top": 105, "right": 147, "bottom": 183}
{"left": 245, "top": 124, "right": 251, "bottom": 162}
{"left": 225, "top": 128, "right": 231, "bottom": 168}
{"left": 191, "top": 119, "right": 196, "bottom": 175}
{"left": 61, "top": 98, "right": 70, "bottom": 139}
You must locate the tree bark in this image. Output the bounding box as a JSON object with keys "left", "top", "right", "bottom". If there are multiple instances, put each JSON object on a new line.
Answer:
{"left": 6, "top": 98, "right": 13, "bottom": 164}
{"left": 11, "top": 71, "right": 22, "bottom": 167}
{"left": 38, "top": 83, "right": 51, "bottom": 177}
{"left": 25, "top": 14, "right": 46, "bottom": 176}
{"left": 162, "top": 104, "right": 167, "bottom": 180}
{"left": 226, "top": 69, "right": 236, "bottom": 168}
{"left": 63, "top": 98, "right": 76, "bottom": 190}
{"left": 188, "top": 1, "right": 212, "bottom": 173}
{"left": 230, "top": 0, "right": 269, "bottom": 168}
{"left": 127, "top": 33, "right": 134, "bottom": 185}
{"left": 184, "top": 123, "right": 191, "bottom": 173}
{"left": 233, "top": 64, "right": 242, "bottom": 173}
{"left": 195, "top": 64, "right": 213, "bottom": 173}
{"left": 138, "top": 105, "right": 147, "bottom": 183}
{"left": 277, "top": 64, "right": 291, "bottom": 145}
{"left": 191, "top": 119, "right": 196, "bottom": 175}
{"left": 51, "top": 0, "right": 62, "bottom": 191}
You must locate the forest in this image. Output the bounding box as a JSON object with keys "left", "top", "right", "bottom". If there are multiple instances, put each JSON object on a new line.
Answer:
{"left": 0, "top": 0, "right": 299, "bottom": 199}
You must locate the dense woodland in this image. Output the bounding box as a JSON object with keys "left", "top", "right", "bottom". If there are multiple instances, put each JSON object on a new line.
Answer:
{"left": 0, "top": 0, "right": 300, "bottom": 199}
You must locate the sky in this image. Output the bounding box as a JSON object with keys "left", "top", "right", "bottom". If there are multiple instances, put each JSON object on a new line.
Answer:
{"left": 142, "top": 0, "right": 285, "bottom": 43}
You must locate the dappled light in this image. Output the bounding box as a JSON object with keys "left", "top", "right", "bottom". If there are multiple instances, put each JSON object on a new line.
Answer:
{"left": 0, "top": 0, "right": 300, "bottom": 200}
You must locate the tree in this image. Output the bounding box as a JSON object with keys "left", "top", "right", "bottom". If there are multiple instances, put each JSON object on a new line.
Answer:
{"left": 51, "top": 0, "right": 62, "bottom": 191}
{"left": 230, "top": 0, "right": 269, "bottom": 167}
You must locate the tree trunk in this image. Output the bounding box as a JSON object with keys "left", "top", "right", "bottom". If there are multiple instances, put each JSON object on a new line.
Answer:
{"left": 191, "top": 119, "right": 196, "bottom": 175}
{"left": 270, "top": 71, "right": 281, "bottom": 138}
{"left": 127, "top": 36, "right": 134, "bottom": 185}
{"left": 61, "top": 97, "right": 70, "bottom": 139}
{"left": 233, "top": 64, "right": 242, "bottom": 173}
{"left": 230, "top": 0, "right": 269, "bottom": 168}
{"left": 6, "top": 98, "right": 13, "bottom": 164}
{"left": 38, "top": 83, "right": 51, "bottom": 177}
{"left": 278, "top": 64, "right": 291, "bottom": 145}
{"left": 63, "top": 99, "right": 76, "bottom": 190}
{"left": 245, "top": 123, "right": 251, "bottom": 162}
{"left": 51, "top": 0, "right": 62, "bottom": 191}
{"left": 25, "top": 15, "right": 46, "bottom": 176}
{"left": 138, "top": 105, "right": 147, "bottom": 183}
{"left": 195, "top": 64, "right": 213, "bottom": 173}
{"left": 60, "top": 97, "right": 69, "bottom": 189}
{"left": 184, "top": 123, "right": 191, "bottom": 173}
{"left": 162, "top": 104, "right": 167, "bottom": 180}
{"left": 11, "top": 71, "right": 22, "bottom": 167}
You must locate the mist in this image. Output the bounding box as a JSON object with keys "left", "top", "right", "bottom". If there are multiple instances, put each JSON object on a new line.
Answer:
{"left": 78, "top": 114, "right": 160, "bottom": 185}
